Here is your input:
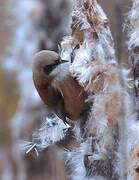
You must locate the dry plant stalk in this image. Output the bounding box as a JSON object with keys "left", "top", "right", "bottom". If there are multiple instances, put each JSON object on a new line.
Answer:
{"left": 128, "top": 0, "right": 139, "bottom": 119}
{"left": 60, "top": 0, "right": 129, "bottom": 178}
{"left": 127, "top": 0, "right": 139, "bottom": 179}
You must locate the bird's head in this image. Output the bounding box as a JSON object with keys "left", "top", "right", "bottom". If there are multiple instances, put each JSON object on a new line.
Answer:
{"left": 32, "top": 50, "right": 68, "bottom": 76}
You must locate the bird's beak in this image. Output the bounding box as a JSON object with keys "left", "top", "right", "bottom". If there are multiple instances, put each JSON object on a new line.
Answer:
{"left": 60, "top": 59, "right": 69, "bottom": 63}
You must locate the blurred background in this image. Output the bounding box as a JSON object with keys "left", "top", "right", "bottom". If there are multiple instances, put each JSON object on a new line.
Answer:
{"left": 0, "top": 0, "right": 131, "bottom": 179}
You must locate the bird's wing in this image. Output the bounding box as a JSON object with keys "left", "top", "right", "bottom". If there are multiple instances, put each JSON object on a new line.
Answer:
{"left": 51, "top": 80, "right": 69, "bottom": 125}
{"left": 33, "top": 73, "right": 68, "bottom": 124}
{"left": 55, "top": 100, "right": 69, "bottom": 125}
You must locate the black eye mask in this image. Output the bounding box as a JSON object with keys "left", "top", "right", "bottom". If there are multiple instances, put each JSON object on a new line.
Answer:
{"left": 43, "top": 64, "right": 58, "bottom": 75}
{"left": 43, "top": 58, "right": 68, "bottom": 75}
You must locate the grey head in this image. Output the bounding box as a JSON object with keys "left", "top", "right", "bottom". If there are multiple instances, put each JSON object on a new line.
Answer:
{"left": 32, "top": 50, "right": 60, "bottom": 76}
{"left": 32, "top": 50, "right": 68, "bottom": 76}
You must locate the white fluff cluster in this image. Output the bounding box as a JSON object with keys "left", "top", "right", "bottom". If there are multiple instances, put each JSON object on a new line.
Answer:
{"left": 60, "top": 36, "right": 75, "bottom": 61}
{"left": 20, "top": 116, "right": 70, "bottom": 155}
{"left": 65, "top": 140, "right": 91, "bottom": 180}
{"left": 126, "top": 115, "right": 139, "bottom": 178}
{"left": 63, "top": 0, "right": 117, "bottom": 88}
{"left": 70, "top": 0, "right": 120, "bottom": 157}
{"left": 32, "top": 116, "right": 70, "bottom": 151}
{"left": 70, "top": 43, "right": 93, "bottom": 84}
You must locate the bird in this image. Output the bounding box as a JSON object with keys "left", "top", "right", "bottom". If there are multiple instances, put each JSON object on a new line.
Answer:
{"left": 32, "top": 50, "right": 88, "bottom": 125}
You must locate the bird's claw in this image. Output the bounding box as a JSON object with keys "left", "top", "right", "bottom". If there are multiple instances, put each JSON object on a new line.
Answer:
{"left": 26, "top": 143, "right": 39, "bottom": 157}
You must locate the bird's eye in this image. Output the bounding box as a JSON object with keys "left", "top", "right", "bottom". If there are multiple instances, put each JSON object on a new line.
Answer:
{"left": 55, "top": 59, "right": 60, "bottom": 64}
{"left": 43, "top": 64, "right": 57, "bottom": 75}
